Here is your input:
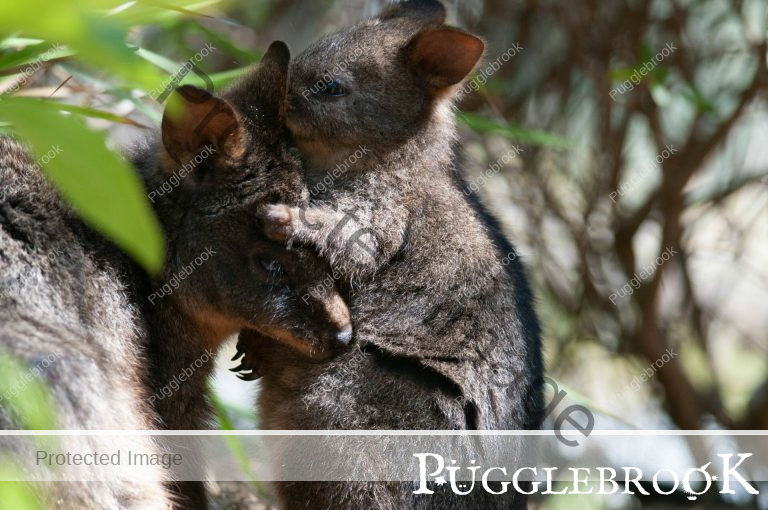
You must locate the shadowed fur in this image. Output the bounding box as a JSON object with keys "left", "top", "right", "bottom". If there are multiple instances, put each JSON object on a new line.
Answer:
{"left": 0, "top": 41, "right": 352, "bottom": 509}
{"left": 133, "top": 41, "right": 353, "bottom": 508}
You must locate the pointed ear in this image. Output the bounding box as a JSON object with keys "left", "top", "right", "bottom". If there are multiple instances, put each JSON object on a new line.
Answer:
{"left": 407, "top": 27, "right": 485, "bottom": 90}
{"left": 161, "top": 85, "right": 247, "bottom": 165}
{"left": 257, "top": 41, "right": 291, "bottom": 120}
{"left": 224, "top": 41, "right": 291, "bottom": 123}
{"left": 381, "top": 0, "right": 446, "bottom": 25}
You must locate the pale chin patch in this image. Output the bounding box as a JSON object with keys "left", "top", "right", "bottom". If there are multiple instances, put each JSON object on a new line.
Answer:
{"left": 295, "top": 139, "right": 347, "bottom": 171}
{"left": 284, "top": 111, "right": 355, "bottom": 170}
{"left": 284, "top": 114, "right": 315, "bottom": 143}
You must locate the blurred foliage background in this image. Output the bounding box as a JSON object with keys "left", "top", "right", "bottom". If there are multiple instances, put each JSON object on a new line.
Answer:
{"left": 0, "top": 0, "right": 767, "bottom": 508}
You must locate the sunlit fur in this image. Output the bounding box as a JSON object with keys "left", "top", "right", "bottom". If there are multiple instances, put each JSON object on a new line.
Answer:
{"left": 246, "top": 1, "right": 543, "bottom": 509}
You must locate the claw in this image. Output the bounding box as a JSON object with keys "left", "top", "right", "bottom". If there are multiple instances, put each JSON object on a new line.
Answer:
{"left": 231, "top": 345, "right": 245, "bottom": 361}
{"left": 230, "top": 362, "right": 246, "bottom": 373}
{"left": 237, "top": 371, "right": 259, "bottom": 381}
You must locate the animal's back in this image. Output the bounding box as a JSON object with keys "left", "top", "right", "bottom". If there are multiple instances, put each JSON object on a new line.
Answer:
{"left": 0, "top": 137, "right": 170, "bottom": 509}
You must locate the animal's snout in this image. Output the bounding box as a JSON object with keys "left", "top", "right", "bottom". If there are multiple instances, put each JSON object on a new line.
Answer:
{"left": 309, "top": 290, "right": 353, "bottom": 348}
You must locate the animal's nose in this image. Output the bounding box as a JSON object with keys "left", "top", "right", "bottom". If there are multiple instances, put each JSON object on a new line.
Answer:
{"left": 335, "top": 325, "right": 354, "bottom": 345}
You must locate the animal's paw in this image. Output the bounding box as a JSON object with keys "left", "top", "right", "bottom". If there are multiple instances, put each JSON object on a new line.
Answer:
{"left": 260, "top": 203, "right": 294, "bottom": 242}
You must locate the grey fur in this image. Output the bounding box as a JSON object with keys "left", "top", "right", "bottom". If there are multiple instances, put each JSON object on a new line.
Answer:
{"left": 0, "top": 136, "right": 172, "bottom": 509}
{"left": 0, "top": 42, "right": 352, "bottom": 509}
{"left": 236, "top": 1, "right": 543, "bottom": 508}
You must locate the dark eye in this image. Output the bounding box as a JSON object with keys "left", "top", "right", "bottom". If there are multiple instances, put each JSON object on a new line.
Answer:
{"left": 259, "top": 258, "right": 284, "bottom": 275}
{"left": 323, "top": 80, "right": 346, "bottom": 97}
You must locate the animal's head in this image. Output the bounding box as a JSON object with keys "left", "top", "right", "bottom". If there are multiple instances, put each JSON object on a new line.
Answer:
{"left": 285, "top": 0, "right": 484, "bottom": 167}
{"left": 139, "top": 41, "right": 352, "bottom": 358}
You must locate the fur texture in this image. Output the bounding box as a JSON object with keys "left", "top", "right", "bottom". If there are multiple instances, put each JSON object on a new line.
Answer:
{"left": 128, "top": 41, "right": 354, "bottom": 509}
{"left": 236, "top": 1, "right": 543, "bottom": 509}
{"left": 0, "top": 42, "right": 352, "bottom": 509}
{"left": 0, "top": 137, "right": 172, "bottom": 509}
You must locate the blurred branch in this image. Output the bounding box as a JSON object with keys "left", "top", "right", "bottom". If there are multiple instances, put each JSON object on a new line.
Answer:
{"left": 480, "top": 0, "right": 768, "bottom": 436}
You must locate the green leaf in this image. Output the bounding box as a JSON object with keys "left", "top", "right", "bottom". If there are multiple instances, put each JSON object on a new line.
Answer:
{"left": 459, "top": 113, "right": 576, "bottom": 149}
{"left": 0, "top": 41, "right": 74, "bottom": 74}
{"left": 0, "top": 351, "right": 54, "bottom": 508}
{"left": 0, "top": 1, "right": 168, "bottom": 91}
{"left": 639, "top": 43, "right": 655, "bottom": 65}
{"left": 194, "top": 67, "right": 245, "bottom": 90}
{"left": 0, "top": 478, "right": 42, "bottom": 510}
{"left": 0, "top": 98, "right": 165, "bottom": 275}
{"left": 137, "top": 47, "right": 247, "bottom": 93}
{"left": 20, "top": 101, "right": 149, "bottom": 128}
{"left": 135, "top": 47, "right": 184, "bottom": 75}
{"left": 0, "top": 354, "right": 56, "bottom": 430}
{"left": 107, "top": 0, "right": 223, "bottom": 26}
{"left": 0, "top": 38, "right": 48, "bottom": 49}
{"left": 209, "top": 385, "right": 271, "bottom": 500}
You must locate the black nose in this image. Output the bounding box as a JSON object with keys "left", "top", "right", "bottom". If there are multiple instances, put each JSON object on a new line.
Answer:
{"left": 335, "top": 325, "right": 353, "bottom": 345}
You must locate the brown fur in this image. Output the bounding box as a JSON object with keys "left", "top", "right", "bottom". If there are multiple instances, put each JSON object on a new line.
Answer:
{"left": 134, "top": 42, "right": 353, "bottom": 508}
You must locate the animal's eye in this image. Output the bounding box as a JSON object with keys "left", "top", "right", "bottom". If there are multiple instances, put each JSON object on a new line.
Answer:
{"left": 259, "top": 258, "right": 284, "bottom": 275}
{"left": 323, "top": 80, "right": 346, "bottom": 97}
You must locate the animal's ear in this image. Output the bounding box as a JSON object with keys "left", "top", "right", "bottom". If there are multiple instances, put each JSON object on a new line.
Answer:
{"left": 257, "top": 41, "right": 291, "bottom": 120}
{"left": 225, "top": 41, "right": 290, "bottom": 123}
{"left": 161, "top": 85, "right": 247, "bottom": 166}
{"left": 381, "top": 0, "right": 446, "bottom": 25}
{"left": 406, "top": 27, "right": 485, "bottom": 90}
